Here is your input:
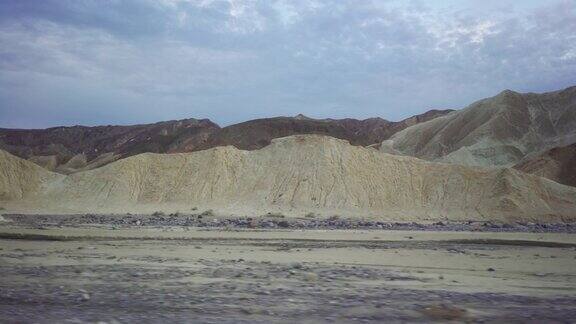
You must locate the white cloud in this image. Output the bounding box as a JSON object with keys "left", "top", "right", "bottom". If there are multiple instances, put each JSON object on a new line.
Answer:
{"left": 0, "top": 0, "right": 575, "bottom": 127}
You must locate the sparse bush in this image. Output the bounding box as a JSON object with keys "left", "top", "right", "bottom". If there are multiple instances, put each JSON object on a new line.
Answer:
{"left": 191, "top": 207, "right": 198, "bottom": 211}
{"left": 152, "top": 211, "right": 165, "bottom": 217}
{"left": 201, "top": 209, "right": 214, "bottom": 217}
{"left": 328, "top": 215, "right": 340, "bottom": 221}
{"left": 305, "top": 212, "right": 316, "bottom": 218}
{"left": 277, "top": 220, "right": 290, "bottom": 228}
{"left": 265, "top": 212, "right": 285, "bottom": 218}
{"left": 0, "top": 206, "right": 5, "bottom": 211}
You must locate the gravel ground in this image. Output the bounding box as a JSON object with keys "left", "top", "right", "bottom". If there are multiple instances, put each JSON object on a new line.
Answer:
{"left": 3, "top": 213, "right": 576, "bottom": 233}
{"left": 2, "top": 260, "right": 576, "bottom": 323}
{"left": 1, "top": 215, "right": 575, "bottom": 323}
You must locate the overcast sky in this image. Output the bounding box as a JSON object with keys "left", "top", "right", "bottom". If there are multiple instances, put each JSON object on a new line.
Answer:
{"left": 1, "top": 0, "right": 575, "bottom": 128}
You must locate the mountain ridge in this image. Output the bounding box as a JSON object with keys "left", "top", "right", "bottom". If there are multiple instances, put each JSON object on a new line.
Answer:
{"left": 0, "top": 109, "right": 453, "bottom": 173}
{"left": 381, "top": 85, "right": 576, "bottom": 168}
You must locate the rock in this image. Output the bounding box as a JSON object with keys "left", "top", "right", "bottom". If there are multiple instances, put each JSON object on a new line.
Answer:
{"left": 303, "top": 272, "right": 319, "bottom": 282}
{"left": 80, "top": 293, "right": 91, "bottom": 302}
{"left": 290, "top": 262, "right": 304, "bottom": 269}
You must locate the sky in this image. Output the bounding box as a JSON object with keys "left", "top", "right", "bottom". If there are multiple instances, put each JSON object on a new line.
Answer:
{"left": 0, "top": 0, "right": 575, "bottom": 128}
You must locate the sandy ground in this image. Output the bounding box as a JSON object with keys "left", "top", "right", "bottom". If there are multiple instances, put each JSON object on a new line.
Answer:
{"left": 0, "top": 221, "right": 575, "bottom": 323}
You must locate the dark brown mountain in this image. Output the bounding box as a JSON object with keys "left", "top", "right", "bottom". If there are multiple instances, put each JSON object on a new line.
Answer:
{"left": 181, "top": 109, "right": 453, "bottom": 152}
{"left": 514, "top": 143, "right": 576, "bottom": 187}
{"left": 0, "top": 118, "right": 220, "bottom": 173}
{"left": 0, "top": 109, "right": 453, "bottom": 173}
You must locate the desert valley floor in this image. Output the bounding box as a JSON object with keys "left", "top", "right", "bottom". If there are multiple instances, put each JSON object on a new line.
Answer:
{"left": 1, "top": 214, "right": 575, "bottom": 323}
{"left": 2, "top": 1, "right": 576, "bottom": 322}
{"left": 2, "top": 86, "right": 576, "bottom": 322}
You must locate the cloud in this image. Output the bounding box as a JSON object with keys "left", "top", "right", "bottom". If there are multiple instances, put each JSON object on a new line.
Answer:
{"left": 0, "top": 0, "right": 575, "bottom": 128}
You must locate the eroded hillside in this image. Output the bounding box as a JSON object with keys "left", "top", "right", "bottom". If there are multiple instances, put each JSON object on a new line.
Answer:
{"left": 381, "top": 86, "right": 576, "bottom": 168}
{"left": 2, "top": 135, "right": 575, "bottom": 222}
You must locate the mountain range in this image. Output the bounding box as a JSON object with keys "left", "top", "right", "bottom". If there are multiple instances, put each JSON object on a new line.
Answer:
{"left": 1, "top": 85, "right": 575, "bottom": 221}
{"left": 0, "top": 109, "right": 452, "bottom": 174}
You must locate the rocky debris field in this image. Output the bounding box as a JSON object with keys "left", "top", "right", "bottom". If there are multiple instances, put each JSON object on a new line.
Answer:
{"left": 0, "top": 218, "right": 575, "bottom": 323}
{"left": 4, "top": 213, "right": 576, "bottom": 233}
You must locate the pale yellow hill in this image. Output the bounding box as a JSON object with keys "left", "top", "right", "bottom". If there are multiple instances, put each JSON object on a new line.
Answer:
{"left": 2, "top": 136, "right": 575, "bottom": 222}
{"left": 0, "top": 150, "right": 62, "bottom": 201}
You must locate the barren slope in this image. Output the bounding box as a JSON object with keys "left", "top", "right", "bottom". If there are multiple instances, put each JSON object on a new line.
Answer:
{"left": 381, "top": 86, "right": 576, "bottom": 167}
{"left": 0, "top": 150, "right": 62, "bottom": 201}
{"left": 1, "top": 135, "right": 572, "bottom": 222}
{"left": 514, "top": 143, "right": 576, "bottom": 187}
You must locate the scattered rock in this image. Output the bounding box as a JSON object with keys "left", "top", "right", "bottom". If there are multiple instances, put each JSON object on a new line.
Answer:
{"left": 4, "top": 214, "right": 576, "bottom": 233}
{"left": 303, "top": 272, "right": 319, "bottom": 282}
{"left": 534, "top": 272, "right": 548, "bottom": 277}
{"left": 420, "top": 304, "right": 468, "bottom": 321}
{"left": 290, "top": 262, "right": 304, "bottom": 269}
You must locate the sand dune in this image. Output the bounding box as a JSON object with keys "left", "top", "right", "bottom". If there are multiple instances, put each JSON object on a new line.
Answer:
{"left": 2, "top": 135, "right": 575, "bottom": 222}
